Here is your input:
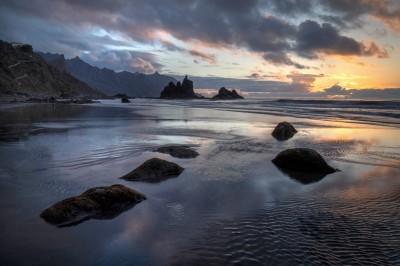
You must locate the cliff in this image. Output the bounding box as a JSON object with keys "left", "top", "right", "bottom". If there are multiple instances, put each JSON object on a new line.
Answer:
{"left": 0, "top": 41, "right": 104, "bottom": 98}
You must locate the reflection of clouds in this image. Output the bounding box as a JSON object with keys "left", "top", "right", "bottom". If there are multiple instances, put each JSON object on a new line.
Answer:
{"left": 165, "top": 165, "right": 400, "bottom": 265}
{"left": 202, "top": 138, "right": 273, "bottom": 181}
{"left": 293, "top": 136, "right": 400, "bottom": 168}
{"left": 331, "top": 166, "right": 400, "bottom": 201}
{"left": 103, "top": 163, "right": 298, "bottom": 263}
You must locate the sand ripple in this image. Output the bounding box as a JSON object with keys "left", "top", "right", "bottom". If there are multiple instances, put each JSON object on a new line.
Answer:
{"left": 169, "top": 188, "right": 400, "bottom": 265}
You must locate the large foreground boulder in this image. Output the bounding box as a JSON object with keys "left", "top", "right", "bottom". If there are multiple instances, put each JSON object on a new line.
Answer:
{"left": 40, "top": 184, "right": 146, "bottom": 227}
{"left": 272, "top": 121, "right": 297, "bottom": 141}
{"left": 154, "top": 145, "right": 199, "bottom": 158}
{"left": 212, "top": 87, "right": 244, "bottom": 100}
{"left": 272, "top": 148, "right": 337, "bottom": 174}
{"left": 121, "top": 158, "right": 184, "bottom": 182}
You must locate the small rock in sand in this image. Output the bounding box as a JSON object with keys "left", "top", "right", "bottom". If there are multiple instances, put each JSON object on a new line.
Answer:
{"left": 120, "top": 158, "right": 184, "bottom": 182}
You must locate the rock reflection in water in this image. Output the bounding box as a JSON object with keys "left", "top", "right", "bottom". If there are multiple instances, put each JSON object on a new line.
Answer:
{"left": 276, "top": 167, "right": 329, "bottom": 184}
{"left": 56, "top": 203, "right": 138, "bottom": 228}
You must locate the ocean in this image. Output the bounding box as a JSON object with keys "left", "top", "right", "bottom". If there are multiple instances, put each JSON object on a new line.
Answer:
{"left": 0, "top": 99, "right": 399, "bottom": 265}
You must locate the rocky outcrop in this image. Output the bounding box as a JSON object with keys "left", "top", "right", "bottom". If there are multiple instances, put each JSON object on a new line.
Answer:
{"left": 0, "top": 40, "right": 105, "bottom": 99}
{"left": 40, "top": 184, "right": 146, "bottom": 227}
{"left": 154, "top": 145, "right": 199, "bottom": 158}
{"left": 121, "top": 158, "right": 184, "bottom": 182}
{"left": 121, "top": 97, "right": 130, "bottom": 103}
{"left": 271, "top": 122, "right": 297, "bottom": 141}
{"left": 272, "top": 148, "right": 337, "bottom": 174}
{"left": 212, "top": 87, "right": 244, "bottom": 100}
{"left": 160, "top": 76, "right": 200, "bottom": 99}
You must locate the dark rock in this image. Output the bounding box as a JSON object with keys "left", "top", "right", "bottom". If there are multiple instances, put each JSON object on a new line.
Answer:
{"left": 271, "top": 121, "right": 297, "bottom": 141}
{"left": 160, "top": 75, "right": 200, "bottom": 99}
{"left": 155, "top": 145, "right": 199, "bottom": 158}
{"left": 40, "top": 184, "right": 146, "bottom": 227}
{"left": 121, "top": 158, "right": 184, "bottom": 182}
{"left": 212, "top": 87, "right": 244, "bottom": 100}
{"left": 272, "top": 148, "right": 337, "bottom": 174}
{"left": 121, "top": 97, "right": 130, "bottom": 103}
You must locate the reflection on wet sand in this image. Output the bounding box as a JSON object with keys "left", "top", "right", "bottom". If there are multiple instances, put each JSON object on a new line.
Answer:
{"left": 167, "top": 166, "right": 400, "bottom": 265}
{"left": 276, "top": 167, "right": 329, "bottom": 184}
{"left": 0, "top": 101, "right": 399, "bottom": 265}
{"left": 0, "top": 104, "right": 89, "bottom": 141}
{"left": 0, "top": 104, "right": 89, "bottom": 124}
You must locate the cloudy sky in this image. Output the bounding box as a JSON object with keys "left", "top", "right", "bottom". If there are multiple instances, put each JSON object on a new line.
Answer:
{"left": 1, "top": 0, "right": 399, "bottom": 98}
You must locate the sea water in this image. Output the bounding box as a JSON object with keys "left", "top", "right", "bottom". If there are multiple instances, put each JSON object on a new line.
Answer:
{"left": 0, "top": 99, "right": 399, "bottom": 265}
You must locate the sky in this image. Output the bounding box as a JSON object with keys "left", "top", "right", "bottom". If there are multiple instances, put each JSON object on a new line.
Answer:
{"left": 1, "top": 0, "right": 399, "bottom": 98}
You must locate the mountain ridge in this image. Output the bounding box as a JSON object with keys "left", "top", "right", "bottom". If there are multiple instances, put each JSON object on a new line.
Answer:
{"left": 39, "top": 52, "right": 177, "bottom": 97}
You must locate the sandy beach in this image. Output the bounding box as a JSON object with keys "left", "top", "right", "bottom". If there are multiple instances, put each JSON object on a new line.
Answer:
{"left": 0, "top": 99, "right": 399, "bottom": 265}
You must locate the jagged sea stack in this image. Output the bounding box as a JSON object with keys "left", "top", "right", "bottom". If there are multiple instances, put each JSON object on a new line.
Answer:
{"left": 160, "top": 75, "right": 199, "bottom": 99}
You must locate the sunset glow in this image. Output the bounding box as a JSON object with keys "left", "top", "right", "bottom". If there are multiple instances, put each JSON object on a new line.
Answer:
{"left": 1, "top": 0, "right": 399, "bottom": 98}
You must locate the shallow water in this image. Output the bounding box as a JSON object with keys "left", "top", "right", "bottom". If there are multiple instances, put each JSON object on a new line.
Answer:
{"left": 0, "top": 99, "right": 399, "bottom": 265}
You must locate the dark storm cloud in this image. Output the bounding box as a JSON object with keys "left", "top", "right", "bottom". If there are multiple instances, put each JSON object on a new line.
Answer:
{"left": 263, "top": 52, "right": 308, "bottom": 69}
{"left": 268, "top": 0, "right": 313, "bottom": 16}
{"left": 0, "top": 0, "right": 394, "bottom": 69}
{"left": 319, "top": 0, "right": 400, "bottom": 31}
{"left": 295, "top": 20, "right": 388, "bottom": 59}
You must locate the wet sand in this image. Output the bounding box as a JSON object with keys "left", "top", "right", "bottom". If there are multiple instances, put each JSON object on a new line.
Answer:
{"left": 0, "top": 100, "right": 399, "bottom": 265}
